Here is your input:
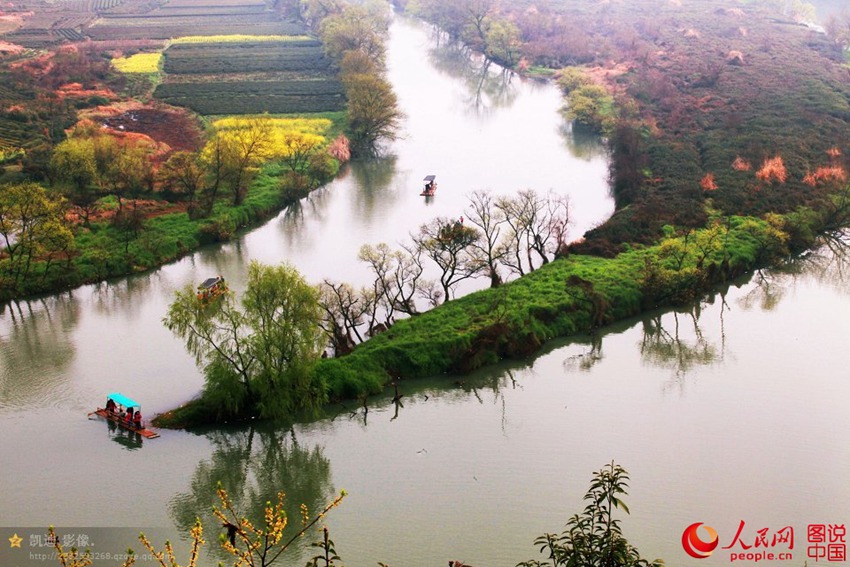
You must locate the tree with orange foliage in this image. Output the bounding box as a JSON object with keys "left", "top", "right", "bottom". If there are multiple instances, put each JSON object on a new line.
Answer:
{"left": 731, "top": 156, "right": 752, "bottom": 171}
{"left": 700, "top": 173, "right": 718, "bottom": 191}
{"left": 755, "top": 156, "right": 787, "bottom": 184}
{"left": 803, "top": 166, "right": 847, "bottom": 187}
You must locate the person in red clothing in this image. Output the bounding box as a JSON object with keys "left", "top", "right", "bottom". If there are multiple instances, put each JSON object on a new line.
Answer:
{"left": 133, "top": 410, "right": 142, "bottom": 430}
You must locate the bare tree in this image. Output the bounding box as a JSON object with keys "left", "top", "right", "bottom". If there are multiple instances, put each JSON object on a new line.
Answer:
{"left": 496, "top": 189, "right": 570, "bottom": 276}
{"left": 411, "top": 217, "right": 484, "bottom": 303}
{"left": 359, "top": 242, "right": 426, "bottom": 317}
{"left": 318, "top": 280, "right": 369, "bottom": 355}
{"left": 527, "top": 190, "right": 570, "bottom": 263}
{"left": 464, "top": 190, "right": 506, "bottom": 287}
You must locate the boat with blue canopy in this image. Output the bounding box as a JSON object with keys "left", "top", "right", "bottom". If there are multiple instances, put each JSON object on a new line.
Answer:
{"left": 88, "top": 392, "right": 160, "bottom": 438}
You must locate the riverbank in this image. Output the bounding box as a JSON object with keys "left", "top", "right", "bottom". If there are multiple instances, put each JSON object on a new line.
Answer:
{"left": 0, "top": 154, "right": 342, "bottom": 303}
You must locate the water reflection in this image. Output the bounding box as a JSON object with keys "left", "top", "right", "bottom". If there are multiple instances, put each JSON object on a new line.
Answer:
{"left": 740, "top": 231, "right": 850, "bottom": 311}
{"left": 639, "top": 307, "right": 721, "bottom": 382}
{"left": 195, "top": 239, "right": 247, "bottom": 280}
{"left": 104, "top": 419, "right": 143, "bottom": 451}
{"left": 170, "top": 425, "right": 334, "bottom": 563}
{"left": 426, "top": 32, "right": 519, "bottom": 115}
{"left": 0, "top": 295, "right": 78, "bottom": 410}
{"left": 90, "top": 273, "right": 157, "bottom": 319}
{"left": 559, "top": 122, "right": 609, "bottom": 161}
{"left": 562, "top": 332, "right": 604, "bottom": 372}
{"left": 349, "top": 156, "right": 400, "bottom": 219}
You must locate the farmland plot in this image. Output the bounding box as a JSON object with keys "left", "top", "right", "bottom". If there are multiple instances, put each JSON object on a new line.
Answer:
{"left": 153, "top": 27, "right": 345, "bottom": 115}
{"left": 162, "top": 40, "right": 330, "bottom": 74}
{"left": 86, "top": 13, "right": 306, "bottom": 40}
{"left": 154, "top": 78, "right": 346, "bottom": 115}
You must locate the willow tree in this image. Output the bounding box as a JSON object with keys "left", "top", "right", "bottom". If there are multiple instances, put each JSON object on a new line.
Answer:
{"left": 343, "top": 72, "right": 403, "bottom": 155}
{"left": 163, "top": 261, "right": 326, "bottom": 420}
{"left": 0, "top": 181, "right": 74, "bottom": 294}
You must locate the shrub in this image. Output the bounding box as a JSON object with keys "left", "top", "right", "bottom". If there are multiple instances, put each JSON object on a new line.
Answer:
{"left": 199, "top": 214, "right": 237, "bottom": 243}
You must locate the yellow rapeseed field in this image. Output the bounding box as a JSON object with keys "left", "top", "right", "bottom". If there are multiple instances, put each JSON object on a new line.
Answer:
{"left": 212, "top": 116, "right": 332, "bottom": 135}
{"left": 209, "top": 116, "right": 332, "bottom": 159}
{"left": 112, "top": 53, "right": 162, "bottom": 74}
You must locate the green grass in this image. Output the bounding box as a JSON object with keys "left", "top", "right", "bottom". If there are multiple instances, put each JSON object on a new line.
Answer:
{"left": 312, "top": 218, "right": 775, "bottom": 398}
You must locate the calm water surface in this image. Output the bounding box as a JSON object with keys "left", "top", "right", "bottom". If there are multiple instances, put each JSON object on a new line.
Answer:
{"left": 2, "top": 15, "right": 848, "bottom": 567}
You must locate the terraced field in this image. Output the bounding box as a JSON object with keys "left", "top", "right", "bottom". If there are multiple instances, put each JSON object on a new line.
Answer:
{"left": 153, "top": 33, "right": 345, "bottom": 115}
{"left": 154, "top": 77, "right": 346, "bottom": 115}
{"left": 0, "top": 0, "right": 305, "bottom": 45}
{"left": 0, "top": 83, "right": 32, "bottom": 154}
{"left": 86, "top": 13, "right": 305, "bottom": 40}
{"left": 1, "top": 0, "right": 345, "bottom": 119}
{"left": 162, "top": 39, "right": 329, "bottom": 74}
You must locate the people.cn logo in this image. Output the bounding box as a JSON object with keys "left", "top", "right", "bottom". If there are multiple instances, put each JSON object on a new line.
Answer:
{"left": 682, "top": 522, "right": 720, "bottom": 559}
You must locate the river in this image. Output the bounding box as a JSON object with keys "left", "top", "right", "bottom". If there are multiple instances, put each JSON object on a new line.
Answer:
{"left": 1, "top": 14, "right": 848, "bottom": 567}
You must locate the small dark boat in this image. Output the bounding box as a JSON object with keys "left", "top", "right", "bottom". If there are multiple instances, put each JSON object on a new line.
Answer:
{"left": 420, "top": 175, "right": 437, "bottom": 196}
{"left": 197, "top": 275, "right": 227, "bottom": 303}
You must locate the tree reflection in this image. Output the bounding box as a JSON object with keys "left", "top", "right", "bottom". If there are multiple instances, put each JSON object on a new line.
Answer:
{"left": 0, "top": 295, "right": 78, "bottom": 408}
{"left": 739, "top": 230, "right": 850, "bottom": 310}
{"left": 738, "top": 269, "right": 788, "bottom": 312}
{"left": 427, "top": 34, "right": 518, "bottom": 115}
{"left": 559, "top": 122, "right": 608, "bottom": 162}
{"left": 170, "top": 425, "right": 334, "bottom": 564}
{"left": 562, "top": 333, "right": 604, "bottom": 372}
{"left": 350, "top": 156, "right": 399, "bottom": 220}
{"left": 792, "top": 230, "right": 850, "bottom": 294}
{"left": 91, "top": 272, "right": 156, "bottom": 319}
{"left": 195, "top": 238, "right": 247, "bottom": 280}
{"left": 639, "top": 306, "right": 721, "bottom": 386}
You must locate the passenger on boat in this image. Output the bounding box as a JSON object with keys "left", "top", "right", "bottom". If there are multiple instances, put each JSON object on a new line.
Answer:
{"left": 133, "top": 411, "right": 142, "bottom": 430}
{"left": 126, "top": 410, "right": 134, "bottom": 427}
{"left": 105, "top": 398, "right": 116, "bottom": 414}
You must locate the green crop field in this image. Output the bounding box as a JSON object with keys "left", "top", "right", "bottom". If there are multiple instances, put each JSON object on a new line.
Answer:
{"left": 163, "top": 41, "right": 330, "bottom": 74}
{"left": 86, "top": 17, "right": 306, "bottom": 40}
{"left": 153, "top": 79, "right": 346, "bottom": 114}
{"left": 0, "top": 118, "right": 31, "bottom": 151}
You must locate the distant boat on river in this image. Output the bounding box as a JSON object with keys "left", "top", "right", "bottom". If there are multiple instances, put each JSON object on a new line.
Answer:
{"left": 421, "top": 174, "right": 437, "bottom": 196}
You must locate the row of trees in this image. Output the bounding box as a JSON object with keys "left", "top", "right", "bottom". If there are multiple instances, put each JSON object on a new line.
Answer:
{"left": 319, "top": 188, "right": 570, "bottom": 354}
{"left": 406, "top": 0, "right": 523, "bottom": 67}
{"left": 306, "top": 0, "right": 404, "bottom": 156}
{"left": 50, "top": 116, "right": 343, "bottom": 223}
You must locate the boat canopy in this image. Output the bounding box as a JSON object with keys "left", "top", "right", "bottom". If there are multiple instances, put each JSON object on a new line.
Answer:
{"left": 107, "top": 392, "right": 140, "bottom": 409}
{"left": 423, "top": 175, "right": 436, "bottom": 182}
{"left": 199, "top": 276, "right": 223, "bottom": 290}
